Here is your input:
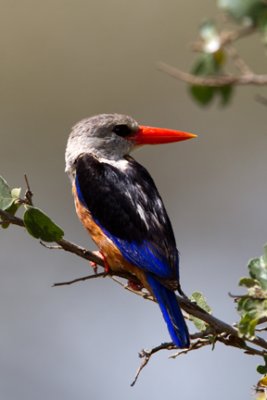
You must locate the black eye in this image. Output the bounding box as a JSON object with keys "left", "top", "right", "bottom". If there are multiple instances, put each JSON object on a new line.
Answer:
{"left": 112, "top": 124, "right": 132, "bottom": 137}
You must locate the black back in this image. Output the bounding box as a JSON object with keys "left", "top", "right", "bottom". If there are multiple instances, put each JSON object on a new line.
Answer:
{"left": 75, "top": 153, "right": 179, "bottom": 279}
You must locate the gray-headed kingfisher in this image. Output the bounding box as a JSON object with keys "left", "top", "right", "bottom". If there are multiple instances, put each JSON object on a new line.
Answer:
{"left": 65, "top": 114, "right": 196, "bottom": 348}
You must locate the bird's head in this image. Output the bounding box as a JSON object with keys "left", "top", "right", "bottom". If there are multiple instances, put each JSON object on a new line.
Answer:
{"left": 65, "top": 113, "right": 196, "bottom": 177}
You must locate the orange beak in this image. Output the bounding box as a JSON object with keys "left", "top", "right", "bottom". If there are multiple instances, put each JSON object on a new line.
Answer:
{"left": 133, "top": 125, "right": 197, "bottom": 145}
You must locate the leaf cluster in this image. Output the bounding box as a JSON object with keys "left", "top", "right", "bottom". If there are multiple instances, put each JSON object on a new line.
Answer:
{"left": 190, "top": 49, "right": 233, "bottom": 106}
{"left": 189, "top": 0, "right": 267, "bottom": 106}
{"left": 0, "top": 176, "right": 64, "bottom": 242}
{"left": 237, "top": 245, "right": 267, "bottom": 338}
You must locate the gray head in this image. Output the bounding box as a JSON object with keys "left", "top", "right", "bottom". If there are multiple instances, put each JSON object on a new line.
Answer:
{"left": 65, "top": 113, "right": 196, "bottom": 179}
{"left": 65, "top": 114, "right": 139, "bottom": 178}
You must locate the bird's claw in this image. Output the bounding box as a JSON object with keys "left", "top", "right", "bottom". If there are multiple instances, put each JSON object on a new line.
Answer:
{"left": 126, "top": 280, "right": 144, "bottom": 292}
{"left": 89, "top": 250, "right": 111, "bottom": 274}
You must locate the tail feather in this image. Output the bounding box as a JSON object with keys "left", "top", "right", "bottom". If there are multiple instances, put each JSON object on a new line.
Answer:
{"left": 146, "top": 273, "right": 190, "bottom": 348}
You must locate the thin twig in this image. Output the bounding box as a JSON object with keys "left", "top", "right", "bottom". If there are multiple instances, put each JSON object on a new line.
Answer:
{"left": 24, "top": 174, "right": 33, "bottom": 206}
{"left": 170, "top": 337, "right": 213, "bottom": 359}
{"left": 111, "top": 276, "right": 154, "bottom": 301}
{"left": 131, "top": 342, "right": 175, "bottom": 386}
{"left": 256, "top": 327, "right": 267, "bottom": 333}
{"left": 132, "top": 334, "right": 216, "bottom": 386}
{"left": 53, "top": 272, "right": 107, "bottom": 287}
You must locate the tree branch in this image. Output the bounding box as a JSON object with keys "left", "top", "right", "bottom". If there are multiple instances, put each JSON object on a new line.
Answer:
{"left": 157, "top": 62, "right": 267, "bottom": 87}
{"left": 0, "top": 209, "right": 25, "bottom": 227}
{"left": 158, "top": 24, "right": 265, "bottom": 89}
{"left": 1, "top": 208, "right": 267, "bottom": 385}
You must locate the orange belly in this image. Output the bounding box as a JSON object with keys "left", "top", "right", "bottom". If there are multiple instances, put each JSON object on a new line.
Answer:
{"left": 72, "top": 184, "right": 150, "bottom": 290}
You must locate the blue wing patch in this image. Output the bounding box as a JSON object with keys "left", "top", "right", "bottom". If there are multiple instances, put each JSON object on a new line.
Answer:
{"left": 99, "top": 224, "right": 177, "bottom": 279}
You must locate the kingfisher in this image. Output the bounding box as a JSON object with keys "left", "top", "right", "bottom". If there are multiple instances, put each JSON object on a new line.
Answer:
{"left": 65, "top": 113, "right": 196, "bottom": 348}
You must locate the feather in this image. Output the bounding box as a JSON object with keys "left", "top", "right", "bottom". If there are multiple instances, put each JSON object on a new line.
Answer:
{"left": 146, "top": 273, "right": 189, "bottom": 348}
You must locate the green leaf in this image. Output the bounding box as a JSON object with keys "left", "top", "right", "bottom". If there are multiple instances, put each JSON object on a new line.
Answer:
{"left": 0, "top": 178, "right": 22, "bottom": 228}
{"left": 190, "top": 84, "right": 233, "bottom": 107}
{"left": 218, "top": 85, "right": 234, "bottom": 106}
{"left": 191, "top": 292, "right": 212, "bottom": 313}
{"left": 258, "top": 11, "right": 267, "bottom": 44}
{"left": 237, "top": 296, "right": 267, "bottom": 338}
{"left": 0, "top": 176, "right": 14, "bottom": 210}
{"left": 257, "top": 365, "right": 267, "bottom": 375}
{"left": 190, "top": 85, "right": 215, "bottom": 106}
{"left": 239, "top": 277, "right": 258, "bottom": 288}
{"left": 192, "top": 54, "right": 219, "bottom": 76}
{"left": 236, "top": 247, "right": 267, "bottom": 338}
{"left": 257, "top": 356, "right": 267, "bottom": 375}
{"left": 190, "top": 292, "right": 212, "bottom": 331}
{"left": 238, "top": 313, "right": 259, "bottom": 337}
{"left": 248, "top": 255, "right": 267, "bottom": 290}
{"left": 24, "top": 206, "right": 64, "bottom": 242}
{"left": 189, "top": 54, "right": 232, "bottom": 107}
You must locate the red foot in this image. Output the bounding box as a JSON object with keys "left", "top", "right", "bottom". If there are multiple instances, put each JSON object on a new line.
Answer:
{"left": 127, "top": 280, "right": 143, "bottom": 291}
{"left": 89, "top": 251, "right": 110, "bottom": 274}
{"left": 101, "top": 252, "right": 110, "bottom": 274}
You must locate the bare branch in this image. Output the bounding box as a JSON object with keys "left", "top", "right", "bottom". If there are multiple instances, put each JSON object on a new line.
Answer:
{"left": 157, "top": 62, "right": 267, "bottom": 87}
{"left": 111, "top": 276, "right": 154, "bottom": 301}
{"left": 131, "top": 342, "right": 175, "bottom": 386}
{"left": 157, "top": 24, "right": 264, "bottom": 89}
{"left": 170, "top": 336, "right": 213, "bottom": 359}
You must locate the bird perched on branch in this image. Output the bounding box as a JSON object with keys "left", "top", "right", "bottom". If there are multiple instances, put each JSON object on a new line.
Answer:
{"left": 65, "top": 113, "right": 196, "bottom": 348}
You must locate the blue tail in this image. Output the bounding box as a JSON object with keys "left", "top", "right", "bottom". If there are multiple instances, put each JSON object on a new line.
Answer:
{"left": 146, "top": 273, "right": 190, "bottom": 348}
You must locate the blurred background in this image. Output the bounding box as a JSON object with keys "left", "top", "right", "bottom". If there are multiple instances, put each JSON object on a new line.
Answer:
{"left": 1, "top": 1, "right": 267, "bottom": 399}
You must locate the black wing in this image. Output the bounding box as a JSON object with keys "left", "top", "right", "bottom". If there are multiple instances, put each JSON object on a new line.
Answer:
{"left": 75, "top": 153, "right": 179, "bottom": 280}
